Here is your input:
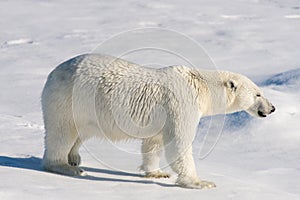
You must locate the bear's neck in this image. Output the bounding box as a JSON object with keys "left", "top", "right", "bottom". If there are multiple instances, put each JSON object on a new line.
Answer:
{"left": 178, "top": 67, "right": 233, "bottom": 117}
{"left": 199, "top": 70, "right": 243, "bottom": 117}
{"left": 200, "top": 79, "right": 228, "bottom": 117}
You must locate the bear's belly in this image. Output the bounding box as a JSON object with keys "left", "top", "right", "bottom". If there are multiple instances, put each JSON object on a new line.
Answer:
{"left": 75, "top": 117, "right": 139, "bottom": 141}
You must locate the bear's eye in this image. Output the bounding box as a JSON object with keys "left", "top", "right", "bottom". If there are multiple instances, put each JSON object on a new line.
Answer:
{"left": 256, "top": 94, "right": 261, "bottom": 97}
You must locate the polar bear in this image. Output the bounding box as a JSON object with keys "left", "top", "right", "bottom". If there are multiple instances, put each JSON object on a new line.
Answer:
{"left": 41, "top": 54, "right": 275, "bottom": 189}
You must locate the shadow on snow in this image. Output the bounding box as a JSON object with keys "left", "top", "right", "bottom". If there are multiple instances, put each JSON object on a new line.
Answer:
{"left": 0, "top": 156, "right": 176, "bottom": 188}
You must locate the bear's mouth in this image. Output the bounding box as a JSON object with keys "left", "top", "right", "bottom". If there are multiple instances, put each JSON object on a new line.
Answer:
{"left": 258, "top": 111, "right": 267, "bottom": 117}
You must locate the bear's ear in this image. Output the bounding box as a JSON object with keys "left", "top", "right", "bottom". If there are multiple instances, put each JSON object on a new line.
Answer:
{"left": 225, "top": 80, "right": 237, "bottom": 92}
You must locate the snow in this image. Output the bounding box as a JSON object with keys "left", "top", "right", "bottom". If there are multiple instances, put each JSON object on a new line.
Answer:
{"left": 0, "top": 0, "right": 299, "bottom": 199}
{"left": 285, "top": 15, "right": 300, "bottom": 19}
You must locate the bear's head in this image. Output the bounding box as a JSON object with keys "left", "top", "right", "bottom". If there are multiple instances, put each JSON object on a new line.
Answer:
{"left": 224, "top": 73, "right": 275, "bottom": 118}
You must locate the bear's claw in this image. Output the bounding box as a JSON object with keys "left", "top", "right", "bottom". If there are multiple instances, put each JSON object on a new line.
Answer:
{"left": 44, "top": 163, "right": 87, "bottom": 176}
{"left": 177, "top": 178, "right": 216, "bottom": 189}
{"left": 144, "top": 171, "right": 171, "bottom": 178}
{"left": 194, "top": 180, "right": 216, "bottom": 189}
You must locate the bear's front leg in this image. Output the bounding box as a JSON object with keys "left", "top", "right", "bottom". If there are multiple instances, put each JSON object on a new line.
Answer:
{"left": 171, "top": 147, "right": 215, "bottom": 189}
{"left": 164, "top": 135, "right": 216, "bottom": 189}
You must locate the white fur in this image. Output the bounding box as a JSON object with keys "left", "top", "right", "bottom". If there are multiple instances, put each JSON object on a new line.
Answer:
{"left": 42, "top": 54, "right": 274, "bottom": 188}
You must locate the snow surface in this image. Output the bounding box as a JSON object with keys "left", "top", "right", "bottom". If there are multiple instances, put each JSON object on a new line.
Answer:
{"left": 0, "top": 0, "right": 300, "bottom": 199}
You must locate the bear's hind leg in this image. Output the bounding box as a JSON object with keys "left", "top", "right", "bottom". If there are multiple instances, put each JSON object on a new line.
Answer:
{"left": 68, "top": 138, "right": 82, "bottom": 166}
{"left": 140, "top": 135, "right": 170, "bottom": 178}
{"left": 42, "top": 127, "right": 86, "bottom": 176}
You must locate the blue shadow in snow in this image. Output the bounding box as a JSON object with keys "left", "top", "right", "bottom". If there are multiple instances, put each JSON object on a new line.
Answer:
{"left": 198, "top": 111, "right": 252, "bottom": 131}
{"left": 0, "top": 156, "right": 43, "bottom": 171}
{"left": 261, "top": 68, "right": 300, "bottom": 86}
{"left": 81, "top": 166, "right": 144, "bottom": 178}
{"left": 223, "top": 111, "right": 253, "bottom": 130}
{"left": 0, "top": 156, "right": 176, "bottom": 188}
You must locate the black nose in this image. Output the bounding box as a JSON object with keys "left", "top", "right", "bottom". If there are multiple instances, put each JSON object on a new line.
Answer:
{"left": 271, "top": 105, "right": 276, "bottom": 113}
